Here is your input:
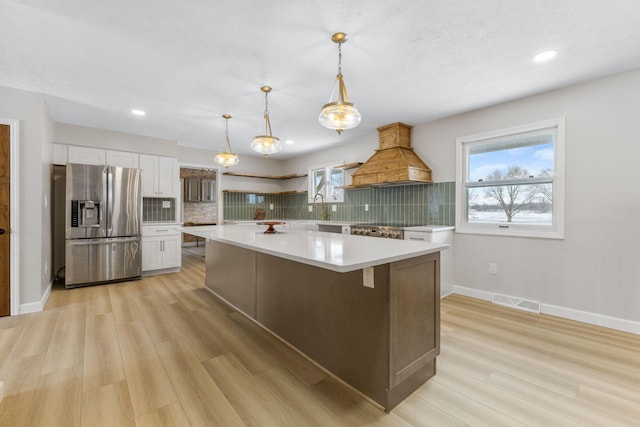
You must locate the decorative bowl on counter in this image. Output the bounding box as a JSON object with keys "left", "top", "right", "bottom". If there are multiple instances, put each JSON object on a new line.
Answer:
{"left": 257, "top": 221, "right": 285, "bottom": 234}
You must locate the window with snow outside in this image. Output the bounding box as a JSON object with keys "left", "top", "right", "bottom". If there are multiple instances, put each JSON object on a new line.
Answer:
{"left": 455, "top": 117, "right": 565, "bottom": 239}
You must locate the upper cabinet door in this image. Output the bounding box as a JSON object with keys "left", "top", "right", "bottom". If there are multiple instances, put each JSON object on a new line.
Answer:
{"left": 139, "top": 154, "right": 178, "bottom": 198}
{"left": 106, "top": 150, "right": 139, "bottom": 168}
{"left": 68, "top": 146, "right": 106, "bottom": 166}
{"left": 139, "top": 154, "right": 158, "bottom": 197}
{"left": 156, "top": 156, "right": 178, "bottom": 197}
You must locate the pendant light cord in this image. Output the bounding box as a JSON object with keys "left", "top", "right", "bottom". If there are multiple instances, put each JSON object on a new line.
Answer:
{"left": 224, "top": 118, "right": 232, "bottom": 151}
{"left": 337, "top": 42, "right": 343, "bottom": 76}
{"left": 263, "top": 91, "right": 273, "bottom": 136}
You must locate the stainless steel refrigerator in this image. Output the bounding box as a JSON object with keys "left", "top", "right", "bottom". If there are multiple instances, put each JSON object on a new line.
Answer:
{"left": 65, "top": 163, "right": 142, "bottom": 288}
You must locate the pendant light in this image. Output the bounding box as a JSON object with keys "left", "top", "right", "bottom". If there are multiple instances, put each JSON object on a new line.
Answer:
{"left": 319, "top": 32, "right": 361, "bottom": 135}
{"left": 214, "top": 114, "right": 239, "bottom": 168}
{"left": 251, "top": 86, "right": 281, "bottom": 156}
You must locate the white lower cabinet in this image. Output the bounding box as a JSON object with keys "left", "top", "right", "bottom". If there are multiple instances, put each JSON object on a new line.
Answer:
{"left": 404, "top": 228, "right": 454, "bottom": 297}
{"left": 142, "top": 226, "right": 181, "bottom": 274}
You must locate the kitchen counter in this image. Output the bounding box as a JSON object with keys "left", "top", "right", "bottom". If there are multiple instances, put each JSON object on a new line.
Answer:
{"left": 181, "top": 225, "right": 448, "bottom": 273}
{"left": 182, "top": 224, "right": 445, "bottom": 411}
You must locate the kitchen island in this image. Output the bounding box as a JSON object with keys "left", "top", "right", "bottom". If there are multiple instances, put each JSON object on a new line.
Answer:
{"left": 181, "top": 225, "right": 448, "bottom": 412}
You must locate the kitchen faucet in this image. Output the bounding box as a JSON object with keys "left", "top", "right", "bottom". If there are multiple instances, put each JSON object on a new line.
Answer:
{"left": 312, "top": 192, "right": 327, "bottom": 221}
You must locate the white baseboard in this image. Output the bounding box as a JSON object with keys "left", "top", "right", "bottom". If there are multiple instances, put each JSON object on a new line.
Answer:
{"left": 541, "top": 303, "right": 640, "bottom": 335}
{"left": 451, "top": 285, "right": 493, "bottom": 302}
{"left": 19, "top": 279, "right": 52, "bottom": 315}
{"left": 450, "top": 284, "right": 640, "bottom": 336}
{"left": 440, "top": 290, "right": 454, "bottom": 299}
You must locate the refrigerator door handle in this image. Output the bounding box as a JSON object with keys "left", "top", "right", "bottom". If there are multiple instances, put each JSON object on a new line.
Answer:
{"left": 66, "top": 236, "right": 140, "bottom": 246}
{"left": 105, "top": 166, "right": 113, "bottom": 236}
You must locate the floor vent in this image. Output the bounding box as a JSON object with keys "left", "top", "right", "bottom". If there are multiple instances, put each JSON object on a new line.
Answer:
{"left": 492, "top": 293, "right": 541, "bottom": 314}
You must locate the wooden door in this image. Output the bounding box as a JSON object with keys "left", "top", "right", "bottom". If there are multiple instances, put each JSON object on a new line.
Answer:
{"left": 0, "top": 124, "right": 10, "bottom": 316}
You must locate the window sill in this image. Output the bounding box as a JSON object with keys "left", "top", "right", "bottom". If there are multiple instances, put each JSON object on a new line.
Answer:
{"left": 455, "top": 225, "right": 564, "bottom": 239}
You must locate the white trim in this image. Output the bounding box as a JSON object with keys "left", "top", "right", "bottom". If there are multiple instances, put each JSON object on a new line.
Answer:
{"left": 0, "top": 118, "right": 20, "bottom": 315}
{"left": 307, "top": 162, "right": 346, "bottom": 203}
{"left": 455, "top": 117, "right": 565, "bottom": 239}
{"left": 449, "top": 285, "right": 640, "bottom": 336}
{"left": 451, "top": 284, "right": 493, "bottom": 302}
{"left": 20, "top": 279, "right": 52, "bottom": 315}
{"left": 541, "top": 303, "right": 640, "bottom": 336}
{"left": 440, "top": 290, "right": 454, "bottom": 299}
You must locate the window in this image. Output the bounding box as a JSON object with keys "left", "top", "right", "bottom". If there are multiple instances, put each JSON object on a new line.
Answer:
{"left": 456, "top": 118, "right": 565, "bottom": 238}
{"left": 308, "top": 165, "right": 345, "bottom": 203}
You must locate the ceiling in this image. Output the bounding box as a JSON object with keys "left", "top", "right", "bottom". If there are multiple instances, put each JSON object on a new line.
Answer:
{"left": 2, "top": 0, "right": 639, "bottom": 159}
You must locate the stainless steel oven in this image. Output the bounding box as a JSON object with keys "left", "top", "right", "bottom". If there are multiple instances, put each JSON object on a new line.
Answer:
{"left": 350, "top": 224, "right": 405, "bottom": 239}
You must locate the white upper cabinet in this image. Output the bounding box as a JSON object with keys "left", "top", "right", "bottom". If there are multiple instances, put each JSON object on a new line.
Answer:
{"left": 106, "top": 150, "right": 139, "bottom": 168}
{"left": 60, "top": 145, "right": 140, "bottom": 169}
{"left": 140, "top": 154, "right": 179, "bottom": 197}
{"left": 68, "top": 146, "right": 106, "bottom": 165}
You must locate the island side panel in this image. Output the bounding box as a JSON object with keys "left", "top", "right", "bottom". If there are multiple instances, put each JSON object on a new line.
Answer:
{"left": 255, "top": 253, "right": 391, "bottom": 407}
{"left": 205, "top": 240, "right": 257, "bottom": 318}
{"left": 387, "top": 252, "right": 440, "bottom": 409}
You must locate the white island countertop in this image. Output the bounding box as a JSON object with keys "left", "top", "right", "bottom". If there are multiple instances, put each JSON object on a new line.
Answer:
{"left": 182, "top": 225, "right": 448, "bottom": 273}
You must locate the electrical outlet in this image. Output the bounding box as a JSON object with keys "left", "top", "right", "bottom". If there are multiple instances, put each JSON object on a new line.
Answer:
{"left": 269, "top": 204, "right": 274, "bottom": 210}
{"left": 489, "top": 263, "right": 497, "bottom": 275}
{"left": 363, "top": 267, "right": 375, "bottom": 288}
{"left": 365, "top": 203, "right": 369, "bottom": 211}
{"left": 308, "top": 206, "right": 313, "bottom": 212}
{"left": 332, "top": 205, "right": 337, "bottom": 212}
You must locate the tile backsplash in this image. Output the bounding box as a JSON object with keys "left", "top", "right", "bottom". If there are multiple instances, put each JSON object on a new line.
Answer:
{"left": 223, "top": 181, "right": 455, "bottom": 226}
{"left": 223, "top": 193, "right": 286, "bottom": 221}
{"left": 183, "top": 202, "right": 217, "bottom": 224}
{"left": 143, "top": 197, "right": 177, "bottom": 223}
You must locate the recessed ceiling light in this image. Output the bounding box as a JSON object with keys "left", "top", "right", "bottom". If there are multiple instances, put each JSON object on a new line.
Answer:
{"left": 533, "top": 50, "right": 558, "bottom": 63}
{"left": 285, "top": 140, "right": 295, "bottom": 145}
{"left": 131, "top": 109, "right": 146, "bottom": 116}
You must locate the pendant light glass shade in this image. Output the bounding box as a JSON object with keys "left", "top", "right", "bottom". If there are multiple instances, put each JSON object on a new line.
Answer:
{"left": 214, "top": 114, "right": 239, "bottom": 168}
{"left": 252, "top": 86, "right": 281, "bottom": 156}
{"left": 319, "top": 32, "right": 361, "bottom": 135}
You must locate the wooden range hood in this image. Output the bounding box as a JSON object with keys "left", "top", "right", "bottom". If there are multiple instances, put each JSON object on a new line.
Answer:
{"left": 349, "top": 122, "right": 432, "bottom": 187}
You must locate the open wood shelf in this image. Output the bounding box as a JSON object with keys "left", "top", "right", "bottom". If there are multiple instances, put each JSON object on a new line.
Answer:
{"left": 223, "top": 172, "right": 307, "bottom": 180}
{"left": 332, "top": 162, "right": 363, "bottom": 170}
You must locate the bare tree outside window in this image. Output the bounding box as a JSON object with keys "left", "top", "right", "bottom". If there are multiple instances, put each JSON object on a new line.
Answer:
{"left": 483, "top": 165, "right": 538, "bottom": 222}
{"left": 536, "top": 168, "right": 553, "bottom": 211}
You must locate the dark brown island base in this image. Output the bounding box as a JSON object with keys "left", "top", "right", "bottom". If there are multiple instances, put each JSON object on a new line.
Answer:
{"left": 205, "top": 240, "right": 440, "bottom": 412}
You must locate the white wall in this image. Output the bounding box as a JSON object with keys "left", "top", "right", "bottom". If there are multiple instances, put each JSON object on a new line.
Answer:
{"left": 41, "top": 100, "right": 54, "bottom": 297}
{"left": 438, "top": 68, "right": 640, "bottom": 323}
{"left": 285, "top": 68, "right": 640, "bottom": 325}
{"left": 0, "top": 86, "right": 53, "bottom": 308}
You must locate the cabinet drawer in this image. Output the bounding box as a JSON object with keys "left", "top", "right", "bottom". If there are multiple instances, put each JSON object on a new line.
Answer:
{"left": 404, "top": 231, "right": 433, "bottom": 242}
{"left": 142, "top": 226, "right": 180, "bottom": 237}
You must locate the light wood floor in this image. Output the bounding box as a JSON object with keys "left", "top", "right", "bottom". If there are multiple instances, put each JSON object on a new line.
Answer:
{"left": 0, "top": 247, "right": 639, "bottom": 426}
